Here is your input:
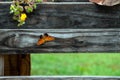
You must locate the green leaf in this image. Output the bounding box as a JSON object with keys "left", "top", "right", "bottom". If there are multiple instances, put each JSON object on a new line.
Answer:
{"left": 10, "top": 4, "right": 16, "bottom": 13}
{"left": 36, "top": 0, "right": 42, "bottom": 3}
{"left": 26, "top": 6, "right": 33, "bottom": 13}
{"left": 10, "top": 11, "right": 14, "bottom": 14}
{"left": 14, "top": 11, "right": 20, "bottom": 16}
{"left": 33, "top": 4, "right": 37, "bottom": 9}
{"left": 18, "top": 6, "right": 24, "bottom": 12}
{"left": 18, "top": 21, "right": 25, "bottom": 27}
{"left": 13, "top": 16, "right": 19, "bottom": 20}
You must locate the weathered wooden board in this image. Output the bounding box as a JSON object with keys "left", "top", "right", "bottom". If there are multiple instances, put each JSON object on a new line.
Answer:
{"left": 0, "top": 29, "right": 120, "bottom": 53}
{"left": 0, "top": 2, "right": 120, "bottom": 29}
{"left": 0, "top": 76, "right": 120, "bottom": 80}
{"left": 0, "top": 55, "right": 4, "bottom": 76}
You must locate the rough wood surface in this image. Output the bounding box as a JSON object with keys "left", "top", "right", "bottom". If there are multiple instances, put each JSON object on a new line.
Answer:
{"left": 0, "top": 2, "right": 120, "bottom": 29}
{"left": 0, "top": 29, "right": 120, "bottom": 53}
{"left": 4, "top": 54, "right": 31, "bottom": 76}
{"left": 0, "top": 76, "right": 120, "bottom": 80}
{"left": 0, "top": 55, "right": 4, "bottom": 76}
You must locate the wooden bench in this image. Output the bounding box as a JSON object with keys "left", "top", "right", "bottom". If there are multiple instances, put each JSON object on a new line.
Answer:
{"left": 0, "top": 0, "right": 120, "bottom": 79}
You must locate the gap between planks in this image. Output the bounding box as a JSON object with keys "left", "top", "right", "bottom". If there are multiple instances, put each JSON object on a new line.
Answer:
{"left": 0, "top": 55, "right": 4, "bottom": 76}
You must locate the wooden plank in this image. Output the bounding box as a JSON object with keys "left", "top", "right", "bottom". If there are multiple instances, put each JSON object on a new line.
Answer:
{"left": 4, "top": 54, "right": 31, "bottom": 76}
{"left": 0, "top": 55, "right": 4, "bottom": 76}
{"left": 0, "top": 76, "right": 120, "bottom": 80}
{"left": 0, "top": 2, "right": 120, "bottom": 29}
{"left": 0, "top": 29, "right": 120, "bottom": 53}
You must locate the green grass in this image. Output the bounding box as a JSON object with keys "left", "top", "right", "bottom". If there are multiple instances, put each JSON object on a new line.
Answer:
{"left": 31, "top": 53, "right": 120, "bottom": 76}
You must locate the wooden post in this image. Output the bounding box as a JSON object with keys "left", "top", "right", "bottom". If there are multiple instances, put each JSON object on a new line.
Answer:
{"left": 4, "top": 54, "right": 31, "bottom": 76}
{"left": 0, "top": 55, "right": 4, "bottom": 76}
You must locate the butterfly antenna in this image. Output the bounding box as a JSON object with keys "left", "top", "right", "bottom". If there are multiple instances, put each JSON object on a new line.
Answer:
{"left": 39, "top": 35, "right": 43, "bottom": 38}
{"left": 44, "top": 33, "right": 49, "bottom": 36}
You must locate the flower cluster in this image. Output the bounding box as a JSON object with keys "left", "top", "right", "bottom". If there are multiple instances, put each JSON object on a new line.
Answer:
{"left": 10, "top": 0, "right": 42, "bottom": 26}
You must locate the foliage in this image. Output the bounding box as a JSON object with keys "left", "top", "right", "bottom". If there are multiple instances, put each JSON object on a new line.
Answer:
{"left": 10, "top": 0, "right": 42, "bottom": 26}
{"left": 32, "top": 53, "right": 120, "bottom": 76}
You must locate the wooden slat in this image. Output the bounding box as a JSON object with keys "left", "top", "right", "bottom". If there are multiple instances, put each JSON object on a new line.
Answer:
{"left": 0, "top": 2, "right": 120, "bottom": 29}
{"left": 0, "top": 29, "right": 120, "bottom": 53}
{"left": 0, "top": 55, "right": 4, "bottom": 76}
{"left": 0, "top": 76, "right": 120, "bottom": 80}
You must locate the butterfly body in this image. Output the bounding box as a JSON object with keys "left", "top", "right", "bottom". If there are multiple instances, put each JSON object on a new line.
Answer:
{"left": 37, "top": 33, "right": 55, "bottom": 46}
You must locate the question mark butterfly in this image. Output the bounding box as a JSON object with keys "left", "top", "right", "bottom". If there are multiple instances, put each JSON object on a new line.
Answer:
{"left": 37, "top": 33, "right": 55, "bottom": 46}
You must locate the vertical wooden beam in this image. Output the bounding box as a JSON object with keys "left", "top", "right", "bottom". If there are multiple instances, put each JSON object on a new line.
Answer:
{"left": 19, "top": 54, "right": 31, "bottom": 76}
{"left": 0, "top": 55, "right": 4, "bottom": 76}
{"left": 4, "top": 53, "right": 31, "bottom": 76}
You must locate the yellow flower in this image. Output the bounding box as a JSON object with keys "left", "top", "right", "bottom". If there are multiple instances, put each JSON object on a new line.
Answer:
{"left": 20, "top": 13, "right": 27, "bottom": 21}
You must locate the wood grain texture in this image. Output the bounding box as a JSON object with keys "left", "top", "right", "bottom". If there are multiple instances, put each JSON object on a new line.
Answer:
{"left": 0, "top": 2, "right": 120, "bottom": 29}
{"left": 0, "top": 76, "right": 120, "bottom": 80}
{"left": 0, "top": 55, "right": 4, "bottom": 76}
{"left": 0, "top": 29, "right": 120, "bottom": 53}
{"left": 4, "top": 54, "right": 31, "bottom": 76}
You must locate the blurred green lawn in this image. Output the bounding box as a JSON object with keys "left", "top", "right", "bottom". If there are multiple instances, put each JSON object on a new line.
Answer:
{"left": 31, "top": 53, "right": 120, "bottom": 76}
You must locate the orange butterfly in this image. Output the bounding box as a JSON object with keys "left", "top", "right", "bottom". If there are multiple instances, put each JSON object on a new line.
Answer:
{"left": 37, "top": 33, "right": 55, "bottom": 46}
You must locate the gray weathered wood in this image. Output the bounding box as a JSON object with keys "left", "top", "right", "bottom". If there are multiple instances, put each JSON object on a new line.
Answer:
{"left": 0, "top": 55, "right": 4, "bottom": 76}
{"left": 0, "top": 29, "right": 120, "bottom": 53}
{"left": 0, "top": 2, "right": 120, "bottom": 29}
{"left": 0, "top": 76, "right": 120, "bottom": 80}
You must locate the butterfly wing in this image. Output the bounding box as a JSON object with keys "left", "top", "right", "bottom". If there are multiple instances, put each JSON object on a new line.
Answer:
{"left": 37, "top": 35, "right": 45, "bottom": 46}
{"left": 37, "top": 34, "right": 55, "bottom": 46}
{"left": 37, "top": 38, "right": 45, "bottom": 46}
{"left": 44, "top": 35, "right": 55, "bottom": 42}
